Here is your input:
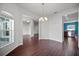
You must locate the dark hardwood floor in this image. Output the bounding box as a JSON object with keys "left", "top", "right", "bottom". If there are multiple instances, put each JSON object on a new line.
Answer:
{"left": 63, "top": 37, "right": 78, "bottom": 56}
{"left": 7, "top": 35, "right": 79, "bottom": 56}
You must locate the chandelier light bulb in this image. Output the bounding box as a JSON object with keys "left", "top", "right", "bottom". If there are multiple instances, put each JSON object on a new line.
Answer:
{"left": 44, "top": 17, "right": 48, "bottom": 21}
{"left": 39, "top": 17, "right": 48, "bottom": 22}
{"left": 42, "top": 17, "right": 44, "bottom": 22}
{"left": 39, "top": 17, "right": 42, "bottom": 21}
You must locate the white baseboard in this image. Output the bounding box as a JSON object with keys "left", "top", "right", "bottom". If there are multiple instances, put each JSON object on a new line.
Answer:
{"left": 39, "top": 37, "right": 49, "bottom": 40}
{"left": 49, "top": 39, "right": 62, "bottom": 43}
{"left": 4, "top": 42, "right": 23, "bottom": 56}
{"left": 39, "top": 38, "right": 62, "bottom": 43}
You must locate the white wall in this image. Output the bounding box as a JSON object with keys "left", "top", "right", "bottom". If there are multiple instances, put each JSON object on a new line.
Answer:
{"left": 48, "top": 13, "right": 63, "bottom": 42}
{"left": 30, "top": 20, "right": 34, "bottom": 37}
{"left": 39, "top": 7, "right": 78, "bottom": 43}
{"left": 39, "top": 20, "right": 49, "bottom": 39}
{"left": 23, "top": 22, "right": 30, "bottom": 35}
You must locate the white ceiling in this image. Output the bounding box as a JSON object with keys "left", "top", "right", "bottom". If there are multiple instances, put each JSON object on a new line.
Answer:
{"left": 19, "top": 3, "right": 78, "bottom": 17}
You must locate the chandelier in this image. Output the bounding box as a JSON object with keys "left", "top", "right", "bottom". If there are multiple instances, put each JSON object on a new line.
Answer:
{"left": 39, "top": 3, "right": 48, "bottom": 22}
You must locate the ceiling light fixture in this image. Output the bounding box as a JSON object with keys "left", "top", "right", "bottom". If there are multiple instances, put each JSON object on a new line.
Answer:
{"left": 39, "top": 3, "right": 48, "bottom": 22}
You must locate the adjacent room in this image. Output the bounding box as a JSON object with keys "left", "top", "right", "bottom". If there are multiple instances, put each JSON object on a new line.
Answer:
{"left": 0, "top": 3, "right": 79, "bottom": 56}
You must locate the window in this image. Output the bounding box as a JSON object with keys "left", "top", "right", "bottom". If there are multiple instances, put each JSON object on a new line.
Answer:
{"left": 0, "top": 10, "right": 14, "bottom": 48}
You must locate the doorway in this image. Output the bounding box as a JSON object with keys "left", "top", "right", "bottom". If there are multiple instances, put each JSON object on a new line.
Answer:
{"left": 63, "top": 12, "right": 78, "bottom": 55}
{"left": 33, "top": 20, "right": 39, "bottom": 40}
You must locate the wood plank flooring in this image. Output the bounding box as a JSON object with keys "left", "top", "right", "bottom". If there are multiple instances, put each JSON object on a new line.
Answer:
{"left": 7, "top": 35, "right": 79, "bottom": 56}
